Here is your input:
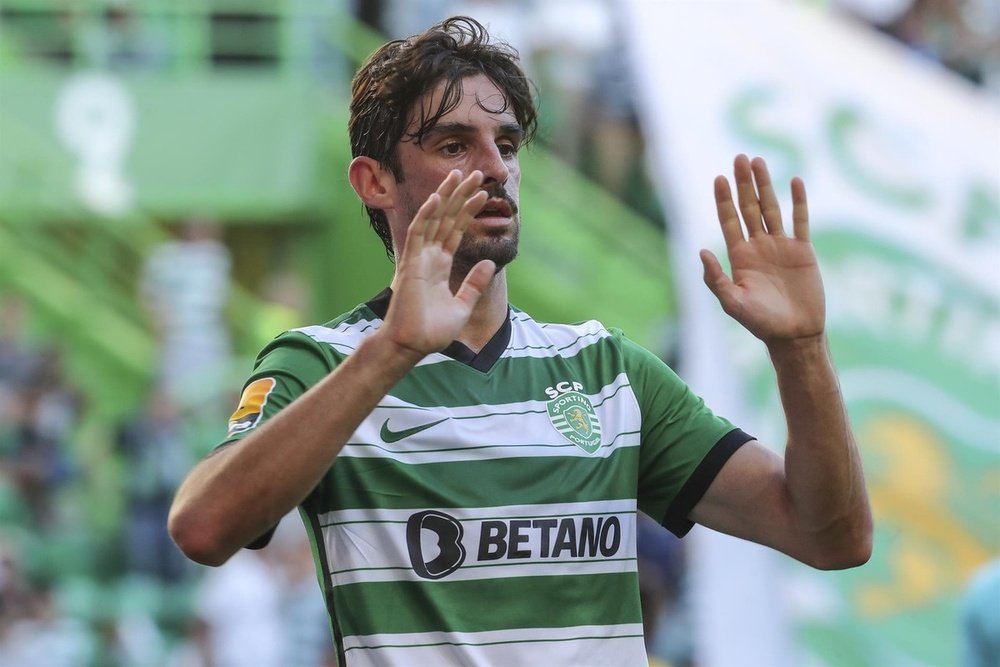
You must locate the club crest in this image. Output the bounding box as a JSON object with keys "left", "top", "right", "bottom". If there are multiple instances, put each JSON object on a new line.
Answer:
{"left": 547, "top": 391, "right": 602, "bottom": 454}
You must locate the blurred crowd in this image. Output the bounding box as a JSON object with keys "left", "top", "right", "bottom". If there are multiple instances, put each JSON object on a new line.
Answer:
{"left": 1, "top": 0, "right": 997, "bottom": 665}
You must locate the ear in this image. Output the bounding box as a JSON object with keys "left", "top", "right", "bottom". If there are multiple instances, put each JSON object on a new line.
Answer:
{"left": 348, "top": 156, "right": 395, "bottom": 211}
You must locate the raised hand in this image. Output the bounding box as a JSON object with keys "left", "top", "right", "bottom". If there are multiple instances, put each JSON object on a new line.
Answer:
{"left": 700, "top": 155, "right": 825, "bottom": 345}
{"left": 382, "top": 169, "right": 492, "bottom": 358}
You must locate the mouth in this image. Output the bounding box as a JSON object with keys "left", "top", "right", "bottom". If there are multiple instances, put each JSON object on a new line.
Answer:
{"left": 475, "top": 197, "right": 515, "bottom": 222}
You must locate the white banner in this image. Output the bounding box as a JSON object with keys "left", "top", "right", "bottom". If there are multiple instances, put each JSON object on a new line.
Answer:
{"left": 623, "top": 1, "right": 1000, "bottom": 666}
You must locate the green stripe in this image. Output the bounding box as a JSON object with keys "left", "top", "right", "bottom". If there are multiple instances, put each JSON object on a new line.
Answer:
{"left": 305, "top": 447, "right": 640, "bottom": 513}
{"left": 333, "top": 571, "right": 642, "bottom": 637}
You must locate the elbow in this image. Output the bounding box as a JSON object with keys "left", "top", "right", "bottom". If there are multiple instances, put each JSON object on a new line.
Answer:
{"left": 168, "top": 504, "right": 235, "bottom": 567}
{"left": 810, "top": 537, "right": 872, "bottom": 571}
{"left": 806, "top": 515, "right": 874, "bottom": 571}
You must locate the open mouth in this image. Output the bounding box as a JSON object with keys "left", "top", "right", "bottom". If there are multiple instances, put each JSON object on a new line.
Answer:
{"left": 475, "top": 197, "right": 514, "bottom": 219}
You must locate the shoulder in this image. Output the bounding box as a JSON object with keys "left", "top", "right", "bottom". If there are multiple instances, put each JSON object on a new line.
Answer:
{"left": 508, "top": 308, "right": 621, "bottom": 357}
{"left": 251, "top": 303, "right": 380, "bottom": 373}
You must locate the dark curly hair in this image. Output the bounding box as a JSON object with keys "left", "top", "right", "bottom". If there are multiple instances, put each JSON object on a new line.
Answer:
{"left": 349, "top": 16, "right": 538, "bottom": 258}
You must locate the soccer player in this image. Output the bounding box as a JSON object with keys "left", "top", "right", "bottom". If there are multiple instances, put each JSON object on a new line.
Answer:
{"left": 168, "top": 16, "right": 872, "bottom": 666}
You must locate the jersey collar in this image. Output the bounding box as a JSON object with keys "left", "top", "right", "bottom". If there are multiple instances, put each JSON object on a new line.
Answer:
{"left": 365, "top": 288, "right": 511, "bottom": 372}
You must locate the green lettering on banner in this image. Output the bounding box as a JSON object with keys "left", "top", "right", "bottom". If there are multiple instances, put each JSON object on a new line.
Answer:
{"left": 826, "top": 106, "right": 930, "bottom": 210}
{"left": 727, "top": 86, "right": 806, "bottom": 186}
{"left": 960, "top": 180, "right": 1000, "bottom": 243}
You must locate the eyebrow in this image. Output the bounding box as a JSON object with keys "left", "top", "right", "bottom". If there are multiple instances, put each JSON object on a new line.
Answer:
{"left": 423, "top": 122, "right": 524, "bottom": 142}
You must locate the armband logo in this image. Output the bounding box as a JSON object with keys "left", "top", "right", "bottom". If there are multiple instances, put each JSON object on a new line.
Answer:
{"left": 546, "top": 387, "right": 602, "bottom": 454}
{"left": 227, "top": 377, "right": 276, "bottom": 435}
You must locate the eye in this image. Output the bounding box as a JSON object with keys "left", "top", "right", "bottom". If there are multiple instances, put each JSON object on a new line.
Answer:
{"left": 441, "top": 141, "right": 464, "bottom": 156}
{"left": 498, "top": 142, "right": 518, "bottom": 157}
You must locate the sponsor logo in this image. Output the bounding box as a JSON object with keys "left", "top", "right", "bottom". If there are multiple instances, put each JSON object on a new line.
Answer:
{"left": 546, "top": 386, "right": 602, "bottom": 454}
{"left": 227, "top": 377, "right": 276, "bottom": 435}
{"left": 405, "top": 510, "right": 625, "bottom": 580}
{"left": 406, "top": 510, "right": 466, "bottom": 579}
{"left": 477, "top": 515, "right": 622, "bottom": 561}
{"left": 379, "top": 417, "right": 448, "bottom": 444}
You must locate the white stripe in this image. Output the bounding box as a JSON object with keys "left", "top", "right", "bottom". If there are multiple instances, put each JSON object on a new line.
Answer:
{"left": 505, "top": 318, "right": 612, "bottom": 360}
{"left": 293, "top": 322, "right": 377, "bottom": 354}
{"left": 331, "top": 557, "right": 638, "bottom": 586}
{"left": 342, "top": 374, "right": 640, "bottom": 465}
{"left": 321, "top": 500, "right": 638, "bottom": 585}
{"left": 342, "top": 624, "right": 649, "bottom": 667}
{"left": 295, "top": 316, "right": 614, "bottom": 365}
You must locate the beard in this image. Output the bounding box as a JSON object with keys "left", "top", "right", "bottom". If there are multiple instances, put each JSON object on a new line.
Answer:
{"left": 452, "top": 223, "right": 519, "bottom": 276}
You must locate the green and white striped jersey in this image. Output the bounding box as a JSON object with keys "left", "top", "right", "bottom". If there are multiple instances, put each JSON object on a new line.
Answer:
{"left": 223, "top": 289, "right": 750, "bottom": 667}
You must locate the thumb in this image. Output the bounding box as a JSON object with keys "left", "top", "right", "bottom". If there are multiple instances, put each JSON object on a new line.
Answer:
{"left": 454, "top": 260, "right": 496, "bottom": 310}
{"left": 699, "top": 249, "right": 737, "bottom": 309}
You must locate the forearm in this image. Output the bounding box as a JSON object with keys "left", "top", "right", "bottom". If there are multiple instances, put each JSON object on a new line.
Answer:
{"left": 168, "top": 332, "right": 423, "bottom": 565}
{"left": 768, "top": 334, "right": 872, "bottom": 555}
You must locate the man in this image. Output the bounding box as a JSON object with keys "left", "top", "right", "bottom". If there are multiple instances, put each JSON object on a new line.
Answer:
{"left": 168, "top": 16, "right": 872, "bottom": 667}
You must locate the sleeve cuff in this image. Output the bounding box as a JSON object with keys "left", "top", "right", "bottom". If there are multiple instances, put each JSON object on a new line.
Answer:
{"left": 662, "top": 428, "right": 754, "bottom": 538}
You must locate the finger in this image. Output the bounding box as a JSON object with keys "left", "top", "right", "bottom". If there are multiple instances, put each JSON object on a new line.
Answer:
{"left": 454, "top": 259, "right": 496, "bottom": 310}
{"left": 437, "top": 171, "right": 484, "bottom": 242}
{"left": 424, "top": 170, "right": 462, "bottom": 242}
{"left": 435, "top": 169, "right": 463, "bottom": 200}
{"left": 443, "top": 190, "right": 488, "bottom": 254}
{"left": 714, "top": 176, "right": 745, "bottom": 248}
{"left": 402, "top": 193, "right": 439, "bottom": 261}
{"left": 790, "top": 177, "right": 810, "bottom": 241}
{"left": 443, "top": 170, "right": 484, "bottom": 219}
{"left": 751, "top": 157, "right": 786, "bottom": 236}
{"left": 733, "top": 154, "right": 765, "bottom": 238}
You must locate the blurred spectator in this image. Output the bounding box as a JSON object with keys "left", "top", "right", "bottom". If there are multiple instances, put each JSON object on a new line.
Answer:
{"left": 524, "top": 0, "right": 613, "bottom": 165}
{"left": 116, "top": 383, "right": 194, "bottom": 583}
{"left": 271, "top": 520, "right": 338, "bottom": 667}
{"left": 192, "top": 547, "right": 284, "bottom": 667}
{"left": 882, "top": 0, "right": 1000, "bottom": 87}
{"left": 0, "top": 579, "right": 95, "bottom": 667}
{"left": 834, "top": 0, "right": 1000, "bottom": 93}
{"left": 584, "top": 9, "right": 648, "bottom": 205}
{"left": 184, "top": 517, "right": 335, "bottom": 667}
{"left": 0, "top": 295, "right": 37, "bottom": 395}
{"left": 163, "top": 616, "right": 213, "bottom": 667}
{"left": 252, "top": 267, "right": 310, "bottom": 350}
{"left": 81, "top": 0, "right": 171, "bottom": 72}
{"left": 636, "top": 512, "right": 691, "bottom": 667}
{"left": 139, "top": 218, "right": 233, "bottom": 408}
{"left": 1, "top": 346, "right": 81, "bottom": 531}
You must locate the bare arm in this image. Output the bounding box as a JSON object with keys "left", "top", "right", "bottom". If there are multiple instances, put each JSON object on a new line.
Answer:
{"left": 690, "top": 155, "right": 872, "bottom": 569}
{"left": 168, "top": 170, "right": 492, "bottom": 566}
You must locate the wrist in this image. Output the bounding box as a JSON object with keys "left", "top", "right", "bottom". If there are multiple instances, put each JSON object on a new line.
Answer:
{"left": 765, "top": 332, "right": 829, "bottom": 365}
{"left": 364, "top": 329, "right": 428, "bottom": 371}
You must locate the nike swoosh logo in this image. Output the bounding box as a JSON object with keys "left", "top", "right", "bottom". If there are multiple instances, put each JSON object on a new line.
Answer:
{"left": 379, "top": 417, "right": 448, "bottom": 443}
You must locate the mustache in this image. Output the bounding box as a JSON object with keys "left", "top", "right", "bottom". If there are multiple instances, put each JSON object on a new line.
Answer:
{"left": 482, "top": 183, "right": 518, "bottom": 215}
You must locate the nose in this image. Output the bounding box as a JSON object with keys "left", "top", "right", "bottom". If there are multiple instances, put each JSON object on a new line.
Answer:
{"left": 477, "top": 142, "right": 510, "bottom": 187}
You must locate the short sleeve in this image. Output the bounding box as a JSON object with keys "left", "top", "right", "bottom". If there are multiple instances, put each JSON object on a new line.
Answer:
{"left": 220, "top": 331, "right": 336, "bottom": 446}
{"left": 618, "top": 334, "right": 751, "bottom": 537}
{"left": 213, "top": 332, "right": 337, "bottom": 550}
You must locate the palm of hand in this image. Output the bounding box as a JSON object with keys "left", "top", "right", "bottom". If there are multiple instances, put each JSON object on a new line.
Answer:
{"left": 724, "top": 235, "right": 825, "bottom": 342}
{"left": 703, "top": 155, "right": 827, "bottom": 345}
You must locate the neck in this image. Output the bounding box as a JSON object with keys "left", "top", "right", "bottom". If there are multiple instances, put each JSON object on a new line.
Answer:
{"left": 452, "top": 269, "right": 508, "bottom": 353}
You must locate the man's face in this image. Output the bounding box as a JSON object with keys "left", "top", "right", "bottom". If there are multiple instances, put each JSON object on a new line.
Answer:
{"left": 389, "top": 74, "right": 522, "bottom": 275}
